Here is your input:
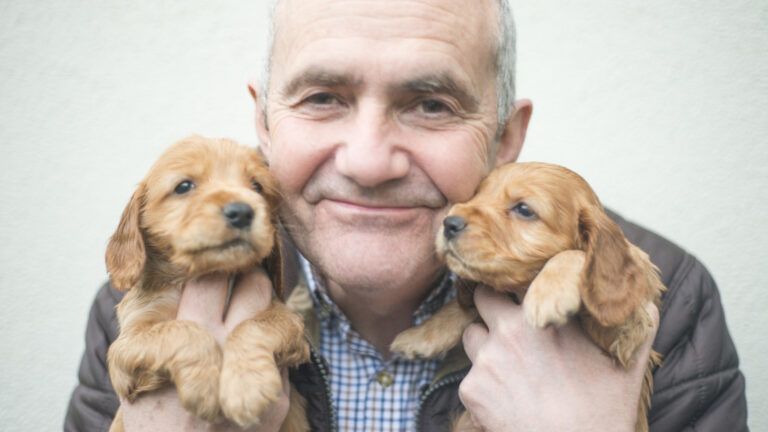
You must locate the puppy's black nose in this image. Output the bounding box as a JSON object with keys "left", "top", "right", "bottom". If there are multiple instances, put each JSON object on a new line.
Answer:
{"left": 223, "top": 202, "right": 254, "bottom": 229}
{"left": 443, "top": 216, "right": 467, "bottom": 240}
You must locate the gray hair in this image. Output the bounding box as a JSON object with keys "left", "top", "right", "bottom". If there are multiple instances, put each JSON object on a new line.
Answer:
{"left": 261, "top": 0, "right": 516, "bottom": 131}
{"left": 494, "top": 0, "right": 517, "bottom": 130}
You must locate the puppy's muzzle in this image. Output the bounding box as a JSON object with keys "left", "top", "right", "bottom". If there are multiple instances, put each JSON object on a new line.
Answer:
{"left": 443, "top": 215, "right": 467, "bottom": 240}
{"left": 223, "top": 202, "right": 254, "bottom": 229}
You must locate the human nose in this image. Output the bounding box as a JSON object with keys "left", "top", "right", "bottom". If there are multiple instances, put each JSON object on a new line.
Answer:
{"left": 334, "top": 102, "right": 410, "bottom": 188}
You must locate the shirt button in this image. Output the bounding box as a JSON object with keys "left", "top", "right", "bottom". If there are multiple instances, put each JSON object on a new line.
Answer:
{"left": 376, "top": 370, "right": 394, "bottom": 388}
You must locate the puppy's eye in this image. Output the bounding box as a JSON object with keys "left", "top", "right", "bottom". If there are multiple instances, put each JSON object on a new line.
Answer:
{"left": 510, "top": 202, "right": 537, "bottom": 220}
{"left": 251, "top": 180, "right": 263, "bottom": 193}
{"left": 174, "top": 180, "right": 195, "bottom": 195}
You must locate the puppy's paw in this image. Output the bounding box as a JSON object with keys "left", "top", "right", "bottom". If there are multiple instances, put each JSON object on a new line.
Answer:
{"left": 175, "top": 363, "right": 222, "bottom": 422}
{"left": 391, "top": 299, "right": 475, "bottom": 359}
{"left": 390, "top": 327, "right": 449, "bottom": 360}
{"left": 523, "top": 250, "right": 584, "bottom": 328}
{"left": 276, "top": 337, "right": 310, "bottom": 369}
{"left": 108, "top": 364, "right": 137, "bottom": 401}
{"left": 219, "top": 350, "right": 282, "bottom": 428}
{"left": 524, "top": 284, "right": 581, "bottom": 328}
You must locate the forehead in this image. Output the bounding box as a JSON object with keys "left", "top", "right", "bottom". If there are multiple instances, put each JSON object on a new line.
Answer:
{"left": 270, "top": 0, "right": 498, "bottom": 91}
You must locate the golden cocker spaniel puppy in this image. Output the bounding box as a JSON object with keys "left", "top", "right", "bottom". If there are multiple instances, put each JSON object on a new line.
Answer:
{"left": 105, "top": 136, "right": 309, "bottom": 431}
{"left": 392, "top": 162, "right": 663, "bottom": 432}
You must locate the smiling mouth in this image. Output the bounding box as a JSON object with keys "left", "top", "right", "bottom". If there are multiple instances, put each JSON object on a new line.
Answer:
{"left": 319, "top": 198, "right": 437, "bottom": 228}
{"left": 326, "top": 199, "right": 426, "bottom": 211}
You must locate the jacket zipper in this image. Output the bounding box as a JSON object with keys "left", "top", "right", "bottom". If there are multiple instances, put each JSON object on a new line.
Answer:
{"left": 310, "top": 348, "right": 339, "bottom": 432}
{"left": 415, "top": 370, "right": 468, "bottom": 431}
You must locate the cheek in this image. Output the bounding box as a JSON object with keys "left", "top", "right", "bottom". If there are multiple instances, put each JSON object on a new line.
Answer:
{"left": 267, "top": 108, "right": 493, "bottom": 204}
{"left": 414, "top": 132, "right": 490, "bottom": 204}
{"left": 268, "top": 117, "right": 337, "bottom": 196}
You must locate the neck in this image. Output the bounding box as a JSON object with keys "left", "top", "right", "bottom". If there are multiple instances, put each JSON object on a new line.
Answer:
{"left": 325, "top": 270, "right": 444, "bottom": 356}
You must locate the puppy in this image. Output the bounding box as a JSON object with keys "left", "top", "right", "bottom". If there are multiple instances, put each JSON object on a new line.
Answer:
{"left": 391, "top": 162, "right": 663, "bottom": 432}
{"left": 106, "top": 136, "right": 309, "bottom": 431}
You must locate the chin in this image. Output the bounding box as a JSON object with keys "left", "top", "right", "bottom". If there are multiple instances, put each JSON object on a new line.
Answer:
{"left": 303, "top": 228, "right": 442, "bottom": 292}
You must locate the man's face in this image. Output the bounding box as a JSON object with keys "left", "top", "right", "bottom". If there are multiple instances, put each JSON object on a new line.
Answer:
{"left": 256, "top": 0, "right": 525, "bottom": 297}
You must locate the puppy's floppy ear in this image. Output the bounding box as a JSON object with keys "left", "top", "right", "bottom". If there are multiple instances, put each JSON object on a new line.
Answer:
{"left": 578, "top": 205, "right": 649, "bottom": 327}
{"left": 263, "top": 231, "right": 284, "bottom": 300}
{"left": 106, "top": 184, "right": 147, "bottom": 291}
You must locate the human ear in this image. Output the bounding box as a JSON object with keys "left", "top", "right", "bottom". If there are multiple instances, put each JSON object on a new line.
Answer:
{"left": 494, "top": 99, "right": 533, "bottom": 167}
{"left": 248, "top": 81, "right": 271, "bottom": 159}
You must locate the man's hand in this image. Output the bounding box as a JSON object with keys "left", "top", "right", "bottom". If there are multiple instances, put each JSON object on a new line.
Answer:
{"left": 120, "top": 269, "right": 290, "bottom": 432}
{"left": 459, "top": 286, "right": 658, "bottom": 432}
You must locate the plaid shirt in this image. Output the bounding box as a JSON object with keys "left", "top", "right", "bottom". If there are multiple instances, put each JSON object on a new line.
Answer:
{"left": 300, "top": 257, "right": 456, "bottom": 432}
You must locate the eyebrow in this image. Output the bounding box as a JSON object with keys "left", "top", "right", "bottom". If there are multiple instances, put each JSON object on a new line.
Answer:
{"left": 395, "top": 73, "right": 480, "bottom": 112}
{"left": 281, "top": 68, "right": 480, "bottom": 112}
{"left": 281, "top": 67, "right": 362, "bottom": 98}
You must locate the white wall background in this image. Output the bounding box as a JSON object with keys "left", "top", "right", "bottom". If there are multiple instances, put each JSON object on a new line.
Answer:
{"left": 0, "top": 0, "right": 765, "bottom": 430}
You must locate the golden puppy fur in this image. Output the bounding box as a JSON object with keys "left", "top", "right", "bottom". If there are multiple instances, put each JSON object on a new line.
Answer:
{"left": 106, "top": 136, "right": 309, "bottom": 431}
{"left": 391, "top": 162, "right": 664, "bottom": 432}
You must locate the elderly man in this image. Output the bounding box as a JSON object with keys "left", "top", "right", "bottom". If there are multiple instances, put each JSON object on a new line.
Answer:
{"left": 66, "top": 0, "right": 747, "bottom": 431}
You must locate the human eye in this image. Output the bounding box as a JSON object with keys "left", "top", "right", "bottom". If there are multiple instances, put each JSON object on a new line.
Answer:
{"left": 303, "top": 92, "right": 341, "bottom": 107}
{"left": 296, "top": 91, "right": 348, "bottom": 113}
{"left": 405, "top": 97, "right": 460, "bottom": 122}
{"left": 293, "top": 91, "right": 347, "bottom": 119}
{"left": 419, "top": 99, "right": 454, "bottom": 115}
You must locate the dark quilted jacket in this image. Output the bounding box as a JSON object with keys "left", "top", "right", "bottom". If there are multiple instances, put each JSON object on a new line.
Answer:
{"left": 64, "top": 211, "right": 749, "bottom": 431}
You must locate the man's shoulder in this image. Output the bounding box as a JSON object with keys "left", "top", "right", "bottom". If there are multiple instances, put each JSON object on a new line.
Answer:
{"left": 606, "top": 210, "right": 748, "bottom": 430}
{"left": 606, "top": 208, "right": 719, "bottom": 342}
{"left": 95, "top": 280, "right": 123, "bottom": 314}
{"left": 65, "top": 282, "right": 123, "bottom": 431}
{"left": 92, "top": 281, "right": 123, "bottom": 334}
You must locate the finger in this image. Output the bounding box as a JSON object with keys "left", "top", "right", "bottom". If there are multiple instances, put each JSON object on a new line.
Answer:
{"left": 473, "top": 285, "right": 522, "bottom": 330}
{"left": 224, "top": 268, "right": 274, "bottom": 330}
{"left": 462, "top": 322, "right": 489, "bottom": 361}
{"left": 280, "top": 367, "right": 290, "bottom": 396}
{"left": 122, "top": 386, "right": 196, "bottom": 432}
{"left": 646, "top": 301, "right": 660, "bottom": 330}
{"left": 178, "top": 272, "right": 229, "bottom": 323}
